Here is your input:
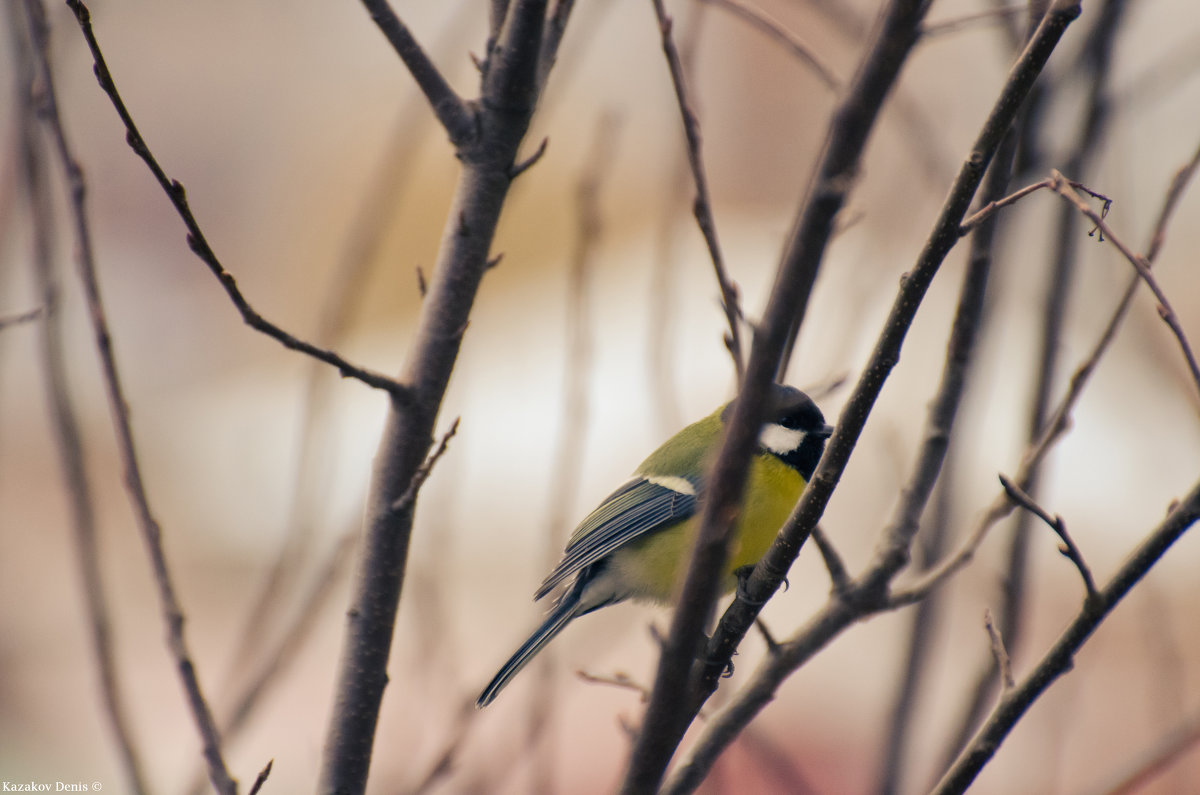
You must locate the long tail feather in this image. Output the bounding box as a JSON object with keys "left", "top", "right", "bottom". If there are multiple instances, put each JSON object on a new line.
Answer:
{"left": 476, "top": 586, "right": 585, "bottom": 708}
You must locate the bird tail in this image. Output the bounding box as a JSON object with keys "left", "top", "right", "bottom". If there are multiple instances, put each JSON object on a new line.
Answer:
{"left": 476, "top": 585, "right": 586, "bottom": 708}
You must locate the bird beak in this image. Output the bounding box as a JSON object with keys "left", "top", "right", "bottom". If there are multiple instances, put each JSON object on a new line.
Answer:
{"left": 814, "top": 424, "right": 835, "bottom": 439}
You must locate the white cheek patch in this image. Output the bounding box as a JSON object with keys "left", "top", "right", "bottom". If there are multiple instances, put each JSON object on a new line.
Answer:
{"left": 642, "top": 474, "right": 697, "bottom": 495}
{"left": 759, "top": 423, "right": 805, "bottom": 456}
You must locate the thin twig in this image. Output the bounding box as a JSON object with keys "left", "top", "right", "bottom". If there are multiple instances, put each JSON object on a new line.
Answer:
{"left": 958, "top": 176, "right": 1107, "bottom": 233}
{"left": 392, "top": 418, "right": 461, "bottom": 513}
{"left": 921, "top": 4, "right": 1030, "bottom": 38}
{"left": 27, "top": 0, "right": 234, "bottom": 791}
{"left": 808, "top": 525, "right": 849, "bottom": 594}
{"left": 576, "top": 670, "right": 652, "bottom": 701}
{"left": 875, "top": 125, "right": 1019, "bottom": 795}
{"left": 246, "top": 760, "right": 273, "bottom": 795}
{"left": 706, "top": 0, "right": 1081, "bottom": 701}
{"left": 509, "top": 135, "right": 549, "bottom": 179}
{"left": 698, "top": 0, "right": 840, "bottom": 89}
{"left": 650, "top": 0, "right": 745, "bottom": 380}
{"left": 646, "top": 2, "right": 707, "bottom": 436}
{"left": 982, "top": 609, "right": 1014, "bottom": 690}
{"left": 15, "top": 4, "right": 148, "bottom": 790}
{"left": 0, "top": 305, "right": 42, "bottom": 330}
{"left": 210, "top": 8, "right": 477, "bottom": 708}
{"left": 64, "top": 0, "right": 409, "bottom": 399}
{"left": 655, "top": 5, "right": 1084, "bottom": 791}
{"left": 999, "top": 474, "right": 1097, "bottom": 599}
{"left": 1145, "top": 138, "right": 1200, "bottom": 264}
{"left": 319, "top": 3, "right": 563, "bottom": 790}
{"left": 958, "top": 9, "right": 1127, "bottom": 765}
{"left": 537, "top": 0, "right": 577, "bottom": 89}
{"left": 357, "top": 0, "right": 476, "bottom": 145}
{"left": 1048, "top": 170, "right": 1200, "bottom": 398}
{"left": 183, "top": 531, "right": 358, "bottom": 795}
{"left": 626, "top": 0, "right": 951, "bottom": 787}
{"left": 931, "top": 481, "right": 1200, "bottom": 794}
{"left": 959, "top": 177, "right": 1053, "bottom": 232}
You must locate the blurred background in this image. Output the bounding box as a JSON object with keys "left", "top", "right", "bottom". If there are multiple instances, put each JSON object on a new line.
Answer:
{"left": 2, "top": 0, "right": 1200, "bottom": 792}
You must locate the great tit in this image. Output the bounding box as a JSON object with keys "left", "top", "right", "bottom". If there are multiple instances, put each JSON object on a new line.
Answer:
{"left": 476, "top": 384, "right": 832, "bottom": 708}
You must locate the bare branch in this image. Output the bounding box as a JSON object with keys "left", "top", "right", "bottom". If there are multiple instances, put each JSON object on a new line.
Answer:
{"left": 1048, "top": 170, "right": 1200, "bottom": 398}
{"left": 64, "top": 0, "right": 410, "bottom": 399}
{"left": 391, "top": 418, "right": 461, "bottom": 513}
{"left": 246, "top": 760, "right": 273, "bottom": 795}
{"left": 982, "top": 609, "right": 1014, "bottom": 691}
{"left": 893, "top": 136, "right": 1200, "bottom": 611}
{"left": 652, "top": 4, "right": 1084, "bottom": 789}
{"left": 706, "top": 0, "right": 1082, "bottom": 704}
{"left": 999, "top": 474, "right": 1097, "bottom": 600}
{"left": 958, "top": 176, "right": 1107, "bottom": 234}
{"left": 698, "top": 0, "right": 840, "bottom": 90}
{"left": 509, "top": 135, "right": 549, "bottom": 179}
{"left": 1145, "top": 138, "right": 1200, "bottom": 264}
{"left": 357, "top": 0, "right": 476, "bottom": 145}
{"left": 875, "top": 123, "right": 1020, "bottom": 795}
{"left": 627, "top": 0, "right": 962, "bottom": 785}
{"left": 932, "top": 481, "right": 1200, "bottom": 794}
{"left": 958, "top": 177, "right": 1053, "bottom": 232}
{"left": 14, "top": 4, "right": 147, "bottom": 790}
{"left": 318, "top": 3, "right": 563, "bottom": 790}
{"left": 0, "top": 305, "right": 43, "bottom": 330}
{"left": 537, "top": 0, "right": 577, "bottom": 89}
{"left": 922, "top": 4, "right": 1031, "bottom": 38}
{"left": 808, "top": 525, "right": 850, "bottom": 594}
{"left": 650, "top": 0, "right": 745, "bottom": 380}
{"left": 576, "top": 670, "right": 652, "bottom": 701}
{"left": 27, "top": 0, "right": 234, "bottom": 791}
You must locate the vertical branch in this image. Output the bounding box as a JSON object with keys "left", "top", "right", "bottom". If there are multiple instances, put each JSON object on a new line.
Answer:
{"left": 22, "top": 0, "right": 235, "bottom": 792}
{"left": 650, "top": 0, "right": 744, "bottom": 379}
{"left": 647, "top": 1, "right": 708, "bottom": 435}
{"left": 216, "top": 1, "right": 477, "bottom": 717}
{"left": 12, "top": 4, "right": 148, "bottom": 791}
{"left": 940, "top": 0, "right": 1127, "bottom": 767}
{"left": 622, "top": 0, "right": 939, "bottom": 790}
{"left": 318, "top": 3, "right": 571, "bottom": 792}
{"left": 660, "top": 6, "right": 1082, "bottom": 791}
{"left": 875, "top": 126, "right": 1020, "bottom": 795}
{"left": 931, "top": 481, "right": 1200, "bottom": 795}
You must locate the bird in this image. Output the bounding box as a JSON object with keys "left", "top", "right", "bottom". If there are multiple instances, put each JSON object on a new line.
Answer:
{"left": 476, "top": 384, "right": 832, "bottom": 708}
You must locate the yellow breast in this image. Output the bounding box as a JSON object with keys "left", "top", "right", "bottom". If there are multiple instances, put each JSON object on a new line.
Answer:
{"left": 607, "top": 454, "right": 805, "bottom": 603}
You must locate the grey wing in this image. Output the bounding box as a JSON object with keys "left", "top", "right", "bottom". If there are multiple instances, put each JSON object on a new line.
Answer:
{"left": 533, "top": 476, "right": 700, "bottom": 601}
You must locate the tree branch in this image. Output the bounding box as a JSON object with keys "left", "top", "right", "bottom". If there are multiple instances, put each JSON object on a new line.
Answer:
{"left": 357, "top": 0, "right": 477, "bottom": 145}
{"left": 703, "top": 0, "right": 1082, "bottom": 712}
{"left": 26, "top": 0, "right": 234, "bottom": 791}
{"left": 1048, "top": 170, "right": 1200, "bottom": 398}
{"left": 621, "top": 0, "right": 942, "bottom": 789}
{"left": 15, "top": 4, "right": 147, "bottom": 790}
{"left": 999, "top": 473, "right": 1097, "bottom": 600}
{"left": 650, "top": 0, "right": 744, "bottom": 379}
{"left": 64, "top": 0, "right": 410, "bottom": 399}
{"left": 698, "top": 0, "right": 840, "bottom": 90}
{"left": 931, "top": 480, "right": 1200, "bottom": 795}
{"left": 318, "top": 3, "right": 565, "bottom": 792}
{"left": 650, "top": 5, "right": 1083, "bottom": 790}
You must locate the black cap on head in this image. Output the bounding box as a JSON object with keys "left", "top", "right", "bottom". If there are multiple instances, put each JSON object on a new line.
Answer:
{"left": 767, "top": 384, "right": 829, "bottom": 434}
